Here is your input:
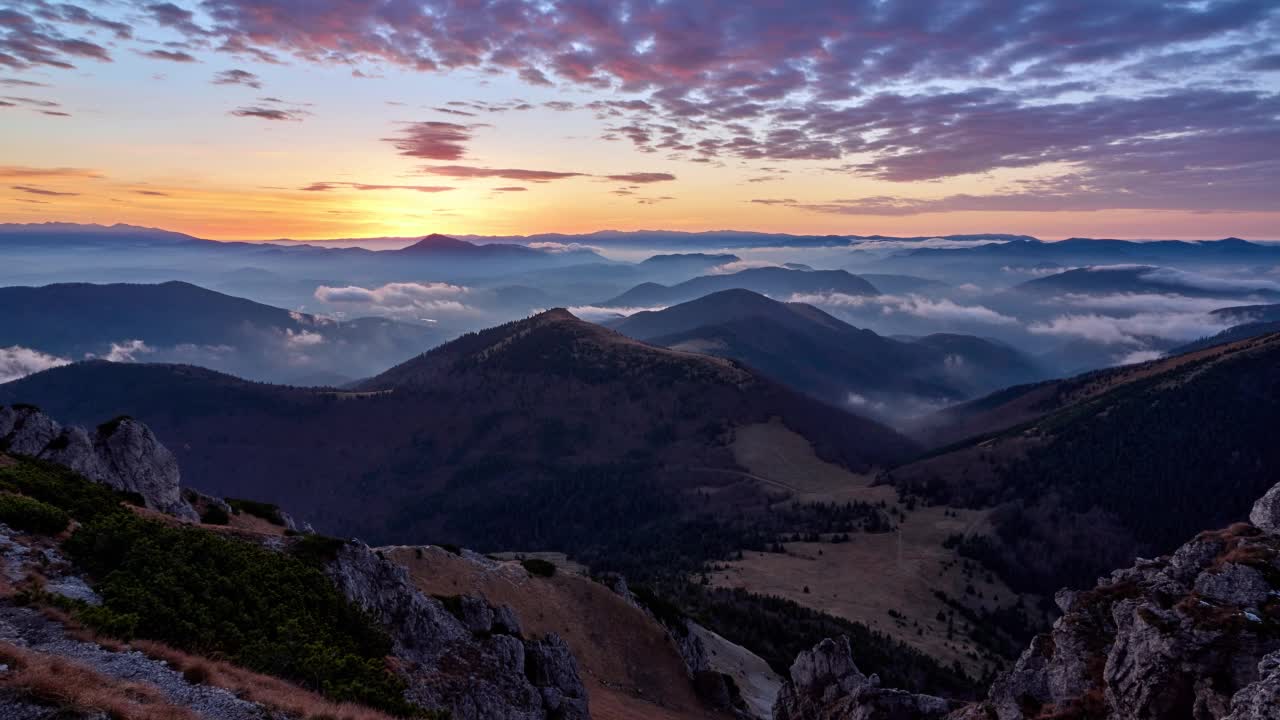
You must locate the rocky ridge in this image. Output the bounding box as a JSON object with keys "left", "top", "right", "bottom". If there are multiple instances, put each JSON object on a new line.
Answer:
{"left": 323, "top": 540, "right": 589, "bottom": 720}
{"left": 774, "top": 482, "right": 1280, "bottom": 720}
{"left": 0, "top": 405, "right": 197, "bottom": 520}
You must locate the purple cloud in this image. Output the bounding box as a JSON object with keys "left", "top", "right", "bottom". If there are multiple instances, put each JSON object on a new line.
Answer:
{"left": 230, "top": 105, "right": 302, "bottom": 121}
{"left": 212, "top": 69, "right": 261, "bottom": 88}
{"left": 384, "top": 121, "right": 473, "bottom": 161}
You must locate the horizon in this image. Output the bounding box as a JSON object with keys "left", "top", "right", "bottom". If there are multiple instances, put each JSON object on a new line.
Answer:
{"left": 3, "top": 1, "right": 1278, "bottom": 240}
{"left": 4, "top": 219, "right": 1278, "bottom": 245}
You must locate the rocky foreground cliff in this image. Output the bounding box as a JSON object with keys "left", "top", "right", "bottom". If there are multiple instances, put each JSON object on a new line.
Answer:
{"left": 0, "top": 405, "right": 589, "bottom": 720}
{"left": 774, "top": 485, "right": 1280, "bottom": 720}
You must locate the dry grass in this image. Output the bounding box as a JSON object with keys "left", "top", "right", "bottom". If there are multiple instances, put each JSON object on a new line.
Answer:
{"left": 130, "top": 640, "right": 400, "bottom": 720}
{"left": 718, "top": 421, "right": 1038, "bottom": 676}
{"left": 0, "top": 640, "right": 198, "bottom": 720}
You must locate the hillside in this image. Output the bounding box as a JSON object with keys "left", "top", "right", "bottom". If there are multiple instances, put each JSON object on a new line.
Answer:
{"left": 0, "top": 281, "right": 441, "bottom": 384}
{"left": 611, "top": 290, "right": 1045, "bottom": 415}
{"left": 0, "top": 310, "right": 916, "bottom": 574}
{"left": 890, "top": 331, "right": 1280, "bottom": 594}
{"left": 600, "top": 268, "right": 879, "bottom": 308}
{"left": 1011, "top": 264, "right": 1280, "bottom": 299}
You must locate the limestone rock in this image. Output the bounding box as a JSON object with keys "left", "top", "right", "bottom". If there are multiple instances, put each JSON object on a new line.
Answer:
{"left": 1250, "top": 482, "right": 1280, "bottom": 533}
{"left": 773, "top": 636, "right": 956, "bottom": 720}
{"left": 324, "top": 540, "right": 588, "bottom": 720}
{"left": 967, "top": 522, "right": 1280, "bottom": 720}
{"left": 0, "top": 407, "right": 197, "bottom": 521}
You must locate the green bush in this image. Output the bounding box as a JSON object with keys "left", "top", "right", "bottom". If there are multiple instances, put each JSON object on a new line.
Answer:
{"left": 0, "top": 458, "right": 132, "bottom": 523}
{"left": 0, "top": 493, "right": 70, "bottom": 535}
{"left": 521, "top": 558, "right": 556, "bottom": 577}
{"left": 226, "top": 497, "right": 286, "bottom": 526}
{"left": 200, "top": 504, "right": 230, "bottom": 525}
{"left": 63, "top": 511, "right": 416, "bottom": 715}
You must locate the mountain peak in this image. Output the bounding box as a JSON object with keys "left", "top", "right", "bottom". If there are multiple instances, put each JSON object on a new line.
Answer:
{"left": 399, "top": 233, "right": 474, "bottom": 252}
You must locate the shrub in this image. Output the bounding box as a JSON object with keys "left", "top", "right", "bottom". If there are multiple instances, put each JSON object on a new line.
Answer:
{"left": 0, "top": 458, "right": 132, "bottom": 523}
{"left": 288, "top": 533, "right": 348, "bottom": 566}
{"left": 225, "top": 497, "right": 286, "bottom": 526}
{"left": 0, "top": 493, "right": 70, "bottom": 534}
{"left": 521, "top": 558, "right": 556, "bottom": 577}
{"left": 63, "top": 511, "right": 415, "bottom": 715}
{"left": 200, "top": 504, "right": 230, "bottom": 525}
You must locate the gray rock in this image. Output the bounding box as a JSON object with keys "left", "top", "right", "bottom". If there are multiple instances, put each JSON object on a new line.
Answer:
{"left": 2, "top": 407, "right": 61, "bottom": 456}
{"left": 1250, "top": 482, "right": 1280, "bottom": 533}
{"left": 1, "top": 408, "right": 197, "bottom": 521}
{"left": 1226, "top": 651, "right": 1280, "bottom": 720}
{"left": 966, "top": 522, "right": 1280, "bottom": 720}
{"left": 774, "top": 636, "right": 955, "bottom": 720}
{"left": 325, "top": 540, "right": 588, "bottom": 720}
{"left": 92, "top": 417, "right": 197, "bottom": 520}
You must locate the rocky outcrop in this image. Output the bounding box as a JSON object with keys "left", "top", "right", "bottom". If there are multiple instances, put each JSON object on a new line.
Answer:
{"left": 774, "top": 485, "right": 1280, "bottom": 720}
{"left": 323, "top": 540, "right": 589, "bottom": 720}
{"left": 0, "top": 406, "right": 197, "bottom": 521}
{"left": 1249, "top": 483, "right": 1280, "bottom": 533}
{"left": 773, "top": 636, "right": 957, "bottom": 720}
{"left": 968, "top": 481, "right": 1280, "bottom": 720}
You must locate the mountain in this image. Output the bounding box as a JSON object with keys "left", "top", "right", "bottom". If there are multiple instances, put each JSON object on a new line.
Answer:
{"left": 1011, "top": 265, "right": 1280, "bottom": 299}
{"left": 776, "top": 482, "right": 1280, "bottom": 720}
{"left": 891, "top": 331, "right": 1280, "bottom": 594}
{"left": 0, "top": 222, "right": 207, "bottom": 247}
{"left": 0, "top": 281, "right": 441, "bottom": 384}
{"left": 0, "top": 310, "right": 916, "bottom": 569}
{"left": 611, "top": 290, "right": 1045, "bottom": 416}
{"left": 601, "top": 267, "right": 880, "bottom": 308}
{"left": 395, "top": 233, "right": 585, "bottom": 260}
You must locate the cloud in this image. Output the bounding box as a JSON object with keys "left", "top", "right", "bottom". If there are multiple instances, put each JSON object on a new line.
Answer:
{"left": 104, "top": 340, "right": 154, "bottom": 363}
{"left": 140, "top": 49, "right": 198, "bottom": 63}
{"left": 384, "top": 121, "right": 474, "bottom": 161}
{"left": 604, "top": 172, "right": 676, "bottom": 183}
{"left": 1028, "top": 311, "right": 1237, "bottom": 346}
{"left": 301, "top": 182, "right": 454, "bottom": 193}
{"left": 10, "top": 0, "right": 1279, "bottom": 214}
{"left": 527, "top": 241, "right": 600, "bottom": 253}
{"left": 132, "top": 189, "right": 170, "bottom": 197}
{"left": 230, "top": 105, "right": 303, "bottom": 121}
{"left": 420, "top": 165, "right": 588, "bottom": 183}
{"left": 314, "top": 282, "right": 476, "bottom": 320}
{"left": 0, "top": 346, "right": 70, "bottom": 383}
{"left": 1116, "top": 350, "right": 1164, "bottom": 365}
{"left": 1138, "top": 267, "right": 1280, "bottom": 295}
{"left": 11, "top": 185, "right": 78, "bottom": 197}
{"left": 1057, "top": 293, "right": 1245, "bottom": 314}
{"left": 0, "top": 166, "right": 100, "bottom": 179}
{"left": 492, "top": 186, "right": 527, "bottom": 192}
{"left": 284, "top": 329, "right": 324, "bottom": 348}
{"left": 563, "top": 305, "right": 667, "bottom": 322}
{"left": 212, "top": 69, "right": 261, "bottom": 88}
{"left": 792, "top": 292, "right": 1018, "bottom": 325}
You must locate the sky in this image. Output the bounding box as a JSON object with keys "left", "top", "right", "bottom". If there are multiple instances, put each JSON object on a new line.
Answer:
{"left": 2, "top": 0, "right": 1278, "bottom": 241}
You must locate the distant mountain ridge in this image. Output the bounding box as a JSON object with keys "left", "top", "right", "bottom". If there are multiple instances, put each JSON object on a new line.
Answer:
{"left": 0, "top": 281, "right": 441, "bottom": 384}
{"left": 601, "top": 267, "right": 880, "bottom": 307}
{"left": 0, "top": 309, "right": 916, "bottom": 561}
{"left": 611, "top": 289, "right": 1045, "bottom": 415}
{"left": 891, "top": 331, "right": 1280, "bottom": 594}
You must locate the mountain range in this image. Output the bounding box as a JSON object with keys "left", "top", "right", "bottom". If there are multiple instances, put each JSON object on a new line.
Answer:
{"left": 0, "top": 308, "right": 915, "bottom": 572}
{"left": 600, "top": 267, "right": 880, "bottom": 308}
{"left": 610, "top": 289, "right": 1045, "bottom": 417}
{"left": 0, "top": 281, "right": 441, "bottom": 385}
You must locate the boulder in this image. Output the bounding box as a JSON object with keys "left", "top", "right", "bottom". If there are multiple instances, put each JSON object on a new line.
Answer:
{"left": 773, "top": 636, "right": 956, "bottom": 720}
{"left": 1250, "top": 482, "right": 1280, "bottom": 533}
